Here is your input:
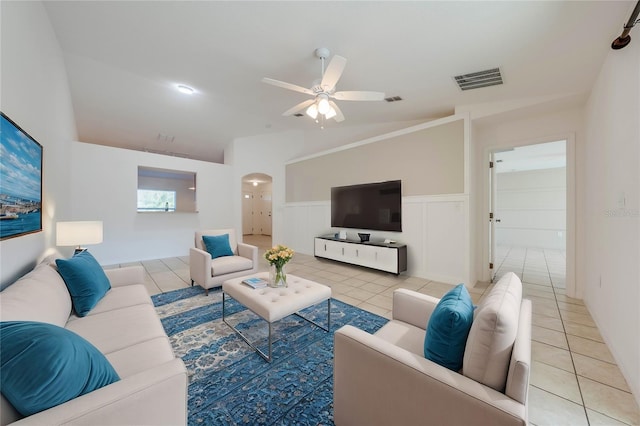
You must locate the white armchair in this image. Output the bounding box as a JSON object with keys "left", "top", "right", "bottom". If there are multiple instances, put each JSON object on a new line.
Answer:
{"left": 334, "top": 272, "right": 531, "bottom": 426}
{"left": 189, "top": 229, "right": 258, "bottom": 295}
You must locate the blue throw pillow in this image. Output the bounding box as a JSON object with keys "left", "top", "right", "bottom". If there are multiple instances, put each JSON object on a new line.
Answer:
{"left": 424, "top": 284, "right": 474, "bottom": 371}
{"left": 55, "top": 250, "right": 111, "bottom": 317}
{"left": 202, "top": 234, "right": 234, "bottom": 259}
{"left": 0, "top": 321, "right": 120, "bottom": 416}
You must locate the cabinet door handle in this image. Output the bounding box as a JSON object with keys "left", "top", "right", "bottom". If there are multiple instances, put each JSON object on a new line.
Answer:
{"left": 356, "top": 249, "right": 359, "bottom": 257}
{"left": 324, "top": 244, "right": 326, "bottom": 251}
{"left": 342, "top": 247, "right": 344, "bottom": 255}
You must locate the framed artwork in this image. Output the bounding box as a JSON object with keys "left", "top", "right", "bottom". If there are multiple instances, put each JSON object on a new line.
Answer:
{"left": 0, "top": 112, "right": 43, "bottom": 240}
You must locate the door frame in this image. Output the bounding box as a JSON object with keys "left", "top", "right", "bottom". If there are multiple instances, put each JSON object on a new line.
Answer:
{"left": 489, "top": 150, "right": 498, "bottom": 282}
{"left": 240, "top": 173, "right": 273, "bottom": 238}
{"left": 483, "top": 134, "right": 577, "bottom": 298}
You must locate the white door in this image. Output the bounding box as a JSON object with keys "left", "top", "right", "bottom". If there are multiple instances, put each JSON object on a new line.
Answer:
{"left": 242, "top": 192, "right": 254, "bottom": 235}
{"left": 259, "top": 191, "right": 272, "bottom": 236}
{"left": 489, "top": 140, "right": 568, "bottom": 288}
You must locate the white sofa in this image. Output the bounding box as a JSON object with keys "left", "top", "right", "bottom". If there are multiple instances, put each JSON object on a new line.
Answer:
{"left": 190, "top": 229, "right": 258, "bottom": 294}
{"left": 334, "top": 272, "right": 531, "bottom": 426}
{"left": 0, "top": 258, "right": 188, "bottom": 426}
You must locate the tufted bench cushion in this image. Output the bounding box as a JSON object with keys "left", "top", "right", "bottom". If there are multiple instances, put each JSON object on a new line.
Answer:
{"left": 222, "top": 273, "right": 331, "bottom": 322}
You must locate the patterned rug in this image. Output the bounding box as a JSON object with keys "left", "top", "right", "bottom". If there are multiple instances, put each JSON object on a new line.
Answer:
{"left": 151, "top": 286, "right": 388, "bottom": 425}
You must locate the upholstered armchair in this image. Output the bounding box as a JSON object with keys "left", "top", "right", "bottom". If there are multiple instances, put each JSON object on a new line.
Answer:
{"left": 334, "top": 272, "right": 531, "bottom": 426}
{"left": 189, "top": 229, "right": 258, "bottom": 295}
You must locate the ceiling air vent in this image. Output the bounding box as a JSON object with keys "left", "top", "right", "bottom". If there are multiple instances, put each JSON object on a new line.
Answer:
{"left": 454, "top": 68, "right": 503, "bottom": 91}
{"left": 385, "top": 96, "right": 403, "bottom": 102}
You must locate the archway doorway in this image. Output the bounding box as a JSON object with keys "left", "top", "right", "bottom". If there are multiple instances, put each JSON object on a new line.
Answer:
{"left": 241, "top": 173, "right": 272, "bottom": 251}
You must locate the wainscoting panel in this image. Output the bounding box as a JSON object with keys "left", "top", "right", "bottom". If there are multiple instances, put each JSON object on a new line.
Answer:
{"left": 284, "top": 195, "right": 469, "bottom": 284}
{"left": 424, "top": 199, "right": 467, "bottom": 283}
{"left": 283, "top": 203, "right": 330, "bottom": 255}
{"left": 399, "top": 201, "right": 426, "bottom": 278}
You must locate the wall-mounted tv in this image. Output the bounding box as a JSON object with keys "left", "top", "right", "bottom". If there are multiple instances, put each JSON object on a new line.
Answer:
{"left": 0, "top": 112, "right": 43, "bottom": 240}
{"left": 331, "top": 180, "right": 402, "bottom": 232}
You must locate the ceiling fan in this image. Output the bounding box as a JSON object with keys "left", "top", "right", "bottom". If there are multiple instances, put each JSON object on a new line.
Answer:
{"left": 262, "top": 48, "right": 385, "bottom": 123}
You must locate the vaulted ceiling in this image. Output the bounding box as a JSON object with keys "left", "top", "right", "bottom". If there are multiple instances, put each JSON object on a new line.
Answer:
{"left": 43, "top": 1, "right": 634, "bottom": 163}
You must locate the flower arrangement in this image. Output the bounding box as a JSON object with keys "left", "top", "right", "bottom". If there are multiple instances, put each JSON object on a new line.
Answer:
{"left": 264, "top": 245, "right": 294, "bottom": 287}
{"left": 264, "top": 244, "right": 294, "bottom": 268}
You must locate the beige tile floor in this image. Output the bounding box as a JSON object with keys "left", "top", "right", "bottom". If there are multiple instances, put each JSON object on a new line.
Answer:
{"left": 107, "top": 237, "right": 640, "bottom": 425}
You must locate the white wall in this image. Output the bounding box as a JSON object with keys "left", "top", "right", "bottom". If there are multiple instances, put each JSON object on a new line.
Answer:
{"left": 582, "top": 39, "right": 640, "bottom": 405}
{"left": 231, "top": 129, "right": 395, "bottom": 254}
{"left": 0, "top": 1, "right": 77, "bottom": 288}
{"left": 472, "top": 107, "right": 582, "bottom": 296}
{"left": 68, "top": 142, "right": 234, "bottom": 265}
{"left": 228, "top": 130, "right": 309, "bottom": 247}
{"left": 232, "top": 116, "right": 472, "bottom": 286}
{"left": 496, "top": 167, "right": 566, "bottom": 250}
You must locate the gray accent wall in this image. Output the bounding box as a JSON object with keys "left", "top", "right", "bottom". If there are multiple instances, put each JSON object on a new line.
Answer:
{"left": 286, "top": 119, "right": 464, "bottom": 202}
{"left": 283, "top": 117, "right": 471, "bottom": 285}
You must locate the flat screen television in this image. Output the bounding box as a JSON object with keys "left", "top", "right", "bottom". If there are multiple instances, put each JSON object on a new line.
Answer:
{"left": 331, "top": 180, "right": 402, "bottom": 232}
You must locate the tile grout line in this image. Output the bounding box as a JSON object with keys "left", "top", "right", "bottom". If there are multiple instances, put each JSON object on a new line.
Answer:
{"left": 160, "top": 258, "right": 191, "bottom": 285}
{"left": 543, "top": 249, "right": 591, "bottom": 426}
{"left": 140, "top": 262, "right": 167, "bottom": 294}
{"left": 144, "top": 251, "right": 637, "bottom": 424}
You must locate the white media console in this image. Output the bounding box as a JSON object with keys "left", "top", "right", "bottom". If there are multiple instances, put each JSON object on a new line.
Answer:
{"left": 314, "top": 235, "right": 407, "bottom": 275}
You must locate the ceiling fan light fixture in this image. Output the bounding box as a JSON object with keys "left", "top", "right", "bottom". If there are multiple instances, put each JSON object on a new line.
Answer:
{"left": 324, "top": 106, "right": 337, "bottom": 120}
{"left": 306, "top": 103, "right": 319, "bottom": 119}
{"left": 263, "top": 48, "right": 384, "bottom": 125}
{"left": 317, "top": 95, "right": 330, "bottom": 115}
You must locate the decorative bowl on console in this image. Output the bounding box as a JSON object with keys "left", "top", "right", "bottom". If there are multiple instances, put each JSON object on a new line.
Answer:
{"left": 358, "top": 233, "right": 370, "bottom": 243}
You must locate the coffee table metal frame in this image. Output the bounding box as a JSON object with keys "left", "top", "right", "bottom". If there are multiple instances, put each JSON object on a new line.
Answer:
{"left": 222, "top": 287, "right": 331, "bottom": 363}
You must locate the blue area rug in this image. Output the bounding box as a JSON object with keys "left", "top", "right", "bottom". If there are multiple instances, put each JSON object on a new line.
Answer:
{"left": 152, "top": 286, "right": 388, "bottom": 425}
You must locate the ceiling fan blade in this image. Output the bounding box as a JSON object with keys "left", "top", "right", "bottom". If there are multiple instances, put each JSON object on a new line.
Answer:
{"left": 329, "top": 101, "right": 345, "bottom": 122}
{"left": 262, "top": 77, "right": 314, "bottom": 96}
{"left": 321, "top": 55, "right": 347, "bottom": 91}
{"left": 333, "top": 91, "right": 386, "bottom": 101}
{"left": 282, "top": 99, "right": 316, "bottom": 116}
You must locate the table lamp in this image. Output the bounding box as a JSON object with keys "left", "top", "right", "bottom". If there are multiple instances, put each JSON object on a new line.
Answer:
{"left": 56, "top": 221, "right": 103, "bottom": 253}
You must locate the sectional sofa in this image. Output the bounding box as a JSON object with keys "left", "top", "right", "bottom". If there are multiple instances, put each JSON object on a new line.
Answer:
{"left": 0, "top": 255, "right": 187, "bottom": 425}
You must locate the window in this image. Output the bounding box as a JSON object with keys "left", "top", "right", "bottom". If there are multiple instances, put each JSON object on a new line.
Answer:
{"left": 137, "top": 166, "right": 197, "bottom": 213}
{"left": 137, "top": 190, "right": 176, "bottom": 212}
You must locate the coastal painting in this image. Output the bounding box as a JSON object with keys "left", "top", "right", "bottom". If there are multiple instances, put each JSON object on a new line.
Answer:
{"left": 0, "top": 112, "right": 43, "bottom": 240}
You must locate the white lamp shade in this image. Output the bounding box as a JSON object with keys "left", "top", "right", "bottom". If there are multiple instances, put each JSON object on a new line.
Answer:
{"left": 324, "top": 106, "right": 337, "bottom": 120}
{"left": 56, "top": 221, "right": 103, "bottom": 247}
{"left": 317, "top": 97, "right": 330, "bottom": 115}
{"left": 306, "top": 103, "right": 318, "bottom": 119}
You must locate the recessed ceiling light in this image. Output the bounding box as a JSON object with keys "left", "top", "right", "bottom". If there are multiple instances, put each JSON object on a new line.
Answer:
{"left": 176, "top": 84, "right": 194, "bottom": 95}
